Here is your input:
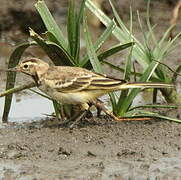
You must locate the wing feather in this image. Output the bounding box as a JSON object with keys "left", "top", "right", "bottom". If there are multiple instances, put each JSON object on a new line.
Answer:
{"left": 40, "top": 66, "right": 127, "bottom": 92}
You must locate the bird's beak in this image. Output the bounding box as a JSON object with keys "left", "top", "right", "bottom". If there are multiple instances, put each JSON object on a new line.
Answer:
{"left": 7, "top": 67, "right": 20, "bottom": 72}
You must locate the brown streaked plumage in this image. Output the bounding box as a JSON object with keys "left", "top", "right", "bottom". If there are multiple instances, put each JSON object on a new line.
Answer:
{"left": 11, "top": 57, "right": 174, "bottom": 106}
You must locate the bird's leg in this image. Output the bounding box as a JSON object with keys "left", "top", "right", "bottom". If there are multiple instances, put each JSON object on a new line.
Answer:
{"left": 60, "top": 106, "right": 66, "bottom": 121}
{"left": 59, "top": 105, "right": 81, "bottom": 125}
{"left": 68, "top": 103, "right": 91, "bottom": 128}
{"left": 92, "top": 100, "right": 120, "bottom": 121}
{"left": 88, "top": 99, "right": 102, "bottom": 117}
{"left": 97, "top": 106, "right": 102, "bottom": 118}
{"left": 69, "top": 110, "right": 88, "bottom": 129}
{"left": 59, "top": 103, "right": 90, "bottom": 128}
{"left": 86, "top": 102, "right": 94, "bottom": 118}
{"left": 92, "top": 100, "right": 153, "bottom": 121}
{"left": 95, "top": 99, "right": 103, "bottom": 117}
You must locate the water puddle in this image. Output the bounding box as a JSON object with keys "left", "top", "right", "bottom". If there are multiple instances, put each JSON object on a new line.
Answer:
{"left": 0, "top": 93, "right": 53, "bottom": 123}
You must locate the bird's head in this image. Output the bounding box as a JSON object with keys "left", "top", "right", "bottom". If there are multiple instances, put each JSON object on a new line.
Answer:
{"left": 9, "top": 58, "right": 49, "bottom": 77}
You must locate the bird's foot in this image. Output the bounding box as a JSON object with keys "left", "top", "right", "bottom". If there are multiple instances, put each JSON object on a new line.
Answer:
{"left": 58, "top": 110, "right": 88, "bottom": 128}
{"left": 92, "top": 100, "right": 120, "bottom": 121}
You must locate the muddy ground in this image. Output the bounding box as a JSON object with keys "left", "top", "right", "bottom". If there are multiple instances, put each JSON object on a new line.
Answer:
{"left": 0, "top": 117, "right": 180, "bottom": 180}
{"left": 0, "top": 0, "right": 181, "bottom": 179}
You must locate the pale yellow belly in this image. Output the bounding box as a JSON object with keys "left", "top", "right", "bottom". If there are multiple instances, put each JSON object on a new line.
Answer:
{"left": 38, "top": 86, "right": 105, "bottom": 104}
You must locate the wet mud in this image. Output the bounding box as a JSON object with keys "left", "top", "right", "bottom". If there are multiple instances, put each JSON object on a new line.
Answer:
{"left": 0, "top": 118, "right": 181, "bottom": 179}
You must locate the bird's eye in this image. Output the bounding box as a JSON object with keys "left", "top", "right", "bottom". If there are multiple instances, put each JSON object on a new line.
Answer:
{"left": 23, "top": 64, "right": 29, "bottom": 69}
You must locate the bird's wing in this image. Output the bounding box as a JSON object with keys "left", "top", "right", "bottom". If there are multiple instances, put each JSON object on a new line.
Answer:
{"left": 44, "top": 74, "right": 93, "bottom": 93}
{"left": 41, "top": 67, "right": 126, "bottom": 93}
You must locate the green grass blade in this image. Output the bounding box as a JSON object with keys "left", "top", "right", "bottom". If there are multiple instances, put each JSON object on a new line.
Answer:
{"left": 52, "top": 100, "right": 61, "bottom": 119}
{"left": 81, "top": 20, "right": 116, "bottom": 67}
{"left": 67, "top": 0, "right": 77, "bottom": 57}
{"left": 35, "top": 0, "right": 67, "bottom": 48}
{"left": 109, "top": 92, "right": 117, "bottom": 114}
{"left": 83, "top": 42, "right": 134, "bottom": 70}
{"left": 125, "top": 110, "right": 181, "bottom": 123}
{"left": 146, "top": 0, "right": 158, "bottom": 47}
{"left": 148, "top": 114, "right": 181, "bottom": 122}
{"left": 118, "top": 61, "right": 160, "bottom": 116}
{"left": 157, "top": 26, "right": 174, "bottom": 50}
{"left": 116, "top": 43, "right": 134, "bottom": 110}
{"left": 83, "top": 14, "right": 103, "bottom": 73}
{"left": 29, "top": 89, "right": 52, "bottom": 100}
{"left": 109, "top": 0, "right": 130, "bottom": 37}
{"left": 137, "top": 11, "right": 152, "bottom": 58}
{"left": 46, "top": 42, "right": 75, "bottom": 66}
{"left": 151, "top": 29, "right": 181, "bottom": 82}
{"left": 93, "top": 20, "right": 115, "bottom": 52}
{"left": 67, "top": 0, "right": 86, "bottom": 64}
{"left": 137, "top": 9, "right": 167, "bottom": 81}
{"left": 117, "top": 5, "right": 133, "bottom": 110}
{"left": 124, "top": 44, "right": 134, "bottom": 81}
{"left": 1, "top": 83, "right": 36, "bottom": 98}
{"left": 2, "top": 42, "right": 36, "bottom": 122}
{"left": 98, "top": 42, "right": 134, "bottom": 61}
{"left": 129, "top": 104, "right": 181, "bottom": 111}
{"left": 159, "top": 31, "right": 181, "bottom": 59}
{"left": 172, "top": 65, "right": 181, "bottom": 82}
{"left": 74, "top": 0, "right": 86, "bottom": 63}
{"left": 45, "top": 31, "right": 62, "bottom": 46}
{"left": 29, "top": 28, "right": 75, "bottom": 66}
{"left": 102, "top": 61, "right": 125, "bottom": 73}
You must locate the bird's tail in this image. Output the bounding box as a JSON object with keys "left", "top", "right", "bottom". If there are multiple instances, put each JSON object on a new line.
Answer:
{"left": 119, "top": 82, "right": 175, "bottom": 89}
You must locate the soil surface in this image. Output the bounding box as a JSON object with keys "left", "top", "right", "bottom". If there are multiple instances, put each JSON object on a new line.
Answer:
{"left": 0, "top": 0, "right": 181, "bottom": 179}
{"left": 0, "top": 117, "right": 181, "bottom": 180}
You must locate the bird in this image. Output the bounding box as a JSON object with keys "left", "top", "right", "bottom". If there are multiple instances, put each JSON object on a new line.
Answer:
{"left": 9, "top": 57, "right": 174, "bottom": 125}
